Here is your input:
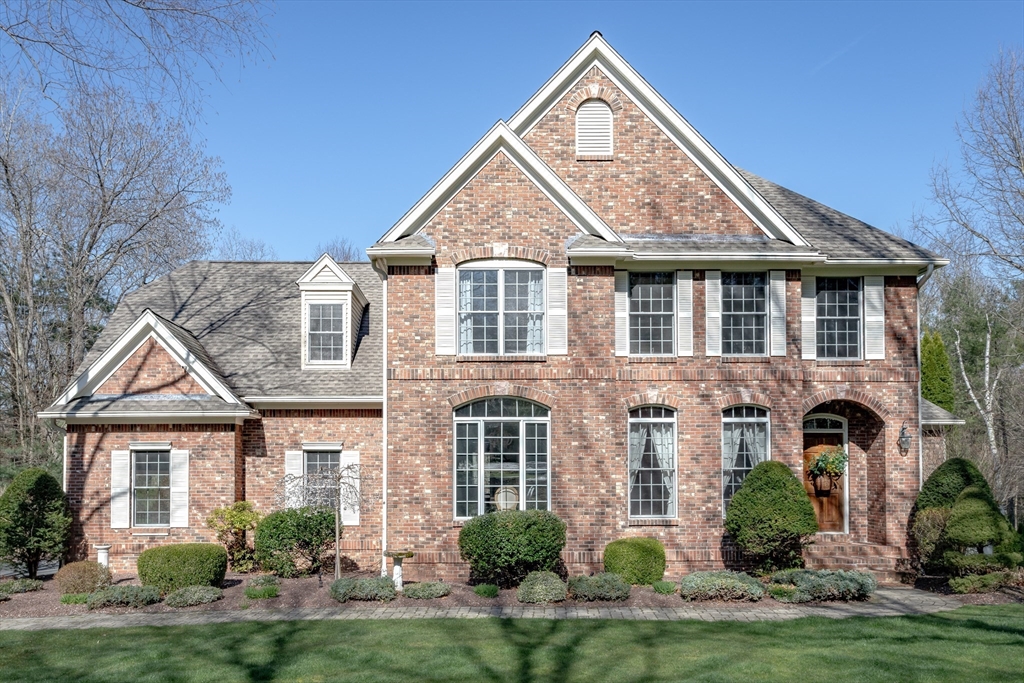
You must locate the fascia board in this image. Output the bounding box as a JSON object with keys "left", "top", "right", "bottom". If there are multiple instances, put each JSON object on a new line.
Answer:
{"left": 297, "top": 254, "right": 355, "bottom": 285}
{"left": 508, "top": 35, "right": 809, "bottom": 248}
{"left": 365, "top": 246, "right": 436, "bottom": 258}
{"left": 242, "top": 396, "right": 384, "bottom": 410}
{"left": 823, "top": 258, "right": 951, "bottom": 267}
{"left": 378, "top": 122, "right": 621, "bottom": 244}
{"left": 626, "top": 252, "right": 823, "bottom": 261}
{"left": 922, "top": 418, "right": 967, "bottom": 426}
{"left": 40, "top": 410, "right": 256, "bottom": 425}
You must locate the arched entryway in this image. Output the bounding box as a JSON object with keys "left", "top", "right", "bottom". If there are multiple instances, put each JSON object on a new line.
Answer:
{"left": 803, "top": 414, "right": 848, "bottom": 533}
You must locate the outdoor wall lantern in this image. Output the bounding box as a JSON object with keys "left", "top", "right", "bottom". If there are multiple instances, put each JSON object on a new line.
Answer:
{"left": 898, "top": 421, "right": 913, "bottom": 452}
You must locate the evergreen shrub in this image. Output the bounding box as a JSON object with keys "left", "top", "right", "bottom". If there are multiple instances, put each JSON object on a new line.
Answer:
{"left": 137, "top": 543, "right": 227, "bottom": 593}
{"left": 942, "top": 486, "right": 1015, "bottom": 549}
{"left": 920, "top": 331, "right": 956, "bottom": 412}
{"left": 87, "top": 585, "right": 160, "bottom": 609}
{"left": 60, "top": 593, "right": 89, "bottom": 605}
{"left": 678, "top": 571, "right": 764, "bottom": 602}
{"left": 516, "top": 571, "right": 566, "bottom": 603}
{"left": 911, "top": 508, "right": 952, "bottom": 569}
{"left": 403, "top": 581, "right": 451, "bottom": 600}
{"left": 165, "top": 586, "right": 223, "bottom": 607}
{"left": 603, "top": 537, "right": 666, "bottom": 585}
{"left": 348, "top": 576, "right": 397, "bottom": 602}
{"left": 916, "top": 458, "right": 993, "bottom": 511}
{"left": 652, "top": 580, "right": 676, "bottom": 595}
{"left": 0, "top": 578, "right": 43, "bottom": 594}
{"left": 254, "top": 507, "right": 335, "bottom": 577}
{"left": 473, "top": 584, "right": 499, "bottom": 598}
{"left": 55, "top": 560, "right": 112, "bottom": 595}
{"left": 458, "top": 510, "right": 566, "bottom": 588}
{"left": 330, "top": 578, "right": 356, "bottom": 603}
{"left": 0, "top": 468, "right": 71, "bottom": 579}
{"left": 568, "top": 573, "right": 630, "bottom": 601}
{"left": 767, "top": 569, "right": 876, "bottom": 603}
{"left": 949, "top": 572, "right": 1011, "bottom": 594}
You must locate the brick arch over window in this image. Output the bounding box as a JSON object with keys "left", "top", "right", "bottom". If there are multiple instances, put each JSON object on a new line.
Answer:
{"left": 717, "top": 390, "right": 774, "bottom": 411}
{"left": 447, "top": 383, "right": 556, "bottom": 410}
{"left": 565, "top": 72, "right": 625, "bottom": 113}
{"left": 802, "top": 386, "right": 891, "bottom": 420}
{"left": 444, "top": 246, "right": 553, "bottom": 266}
{"left": 624, "top": 390, "right": 684, "bottom": 411}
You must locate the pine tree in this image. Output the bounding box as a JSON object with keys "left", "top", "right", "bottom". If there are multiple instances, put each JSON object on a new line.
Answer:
{"left": 921, "top": 331, "right": 956, "bottom": 412}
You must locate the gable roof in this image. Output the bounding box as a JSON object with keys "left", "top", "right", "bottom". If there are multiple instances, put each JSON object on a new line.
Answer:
{"left": 921, "top": 398, "right": 965, "bottom": 426}
{"left": 507, "top": 33, "right": 810, "bottom": 248}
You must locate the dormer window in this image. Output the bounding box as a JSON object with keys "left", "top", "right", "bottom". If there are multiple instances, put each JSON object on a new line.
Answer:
{"left": 308, "top": 302, "right": 346, "bottom": 362}
{"left": 576, "top": 99, "right": 613, "bottom": 158}
{"left": 297, "top": 254, "right": 367, "bottom": 369}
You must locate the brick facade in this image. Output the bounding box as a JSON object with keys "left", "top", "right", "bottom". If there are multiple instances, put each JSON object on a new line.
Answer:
{"left": 96, "top": 338, "right": 207, "bottom": 396}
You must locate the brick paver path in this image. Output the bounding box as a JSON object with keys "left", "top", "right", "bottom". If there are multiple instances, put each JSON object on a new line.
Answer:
{"left": 0, "top": 587, "right": 962, "bottom": 632}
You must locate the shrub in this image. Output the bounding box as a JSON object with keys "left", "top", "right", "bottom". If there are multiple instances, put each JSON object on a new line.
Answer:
{"left": 942, "top": 486, "right": 1015, "bottom": 551}
{"left": 244, "top": 585, "right": 279, "bottom": 600}
{"left": 60, "top": 593, "right": 90, "bottom": 605}
{"left": 568, "top": 573, "right": 630, "bottom": 602}
{"left": 653, "top": 580, "right": 676, "bottom": 595}
{"left": 678, "top": 571, "right": 764, "bottom": 602}
{"left": 87, "top": 585, "right": 160, "bottom": 609}
{"left": 55, "top": 560, "right": 112, "bottom": 595}
{"left": 911, "top": 508, "right": 952, "bottom": 569}
{"left": 165, "top": 586, "right": 223, "bottom": 607}
{"left": 348, "top": 576, "right": 397, "bottom": 602}
{"left": 603, "top": 537, "right": 665, "bottom": 585}
{"left": 768, "top": 569, "right": 876, "bottom": 603}
{"left": 330, "top": 578, "right": 356, "bottom": 603}
{"left": 474, "top": 583, "right": 499, "bottom": 598}
{"left": 516, "top": 571, "right": 567, "bottom": 603}
{"left": 206, "top": 501, "right": 263, "bottom": 572}
{"left": 247, "top": 574, "right": 279, "bottom": 588}
{"left": 724, "top": 461, "right": 819, "bottom": 573}
{"left": 941, "top": 550, "right": 1021, "bottom": 576}
{"left": 254, "top": 507, "right": 335, "bottom": 578}
{"left": 0, "top": 592, "right": 7, "bottom": 602}
{"left": 137, "top": 543, "right": 227, "bottom": 594}
{"left": 916, "top": 458, "right": 993, "bottom": 511}
{"left": 0, "top": 468, "right": 72, "bottom": 579}
{"left": 458, "top": 510, "right": 566, "bottom": 588}
{"left": 403, "top": 581, "right": 451, "bottom": 600}
{"left": 949, "top": 572, "right": 1011, "bottom": 594}
{"left": 0, "top": 578, "right": 44, "bottom": 594}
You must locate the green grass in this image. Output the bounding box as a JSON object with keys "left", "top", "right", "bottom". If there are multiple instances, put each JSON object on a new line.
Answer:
{"left": 0, "top": 605, "right": 1019, "bottom": 682}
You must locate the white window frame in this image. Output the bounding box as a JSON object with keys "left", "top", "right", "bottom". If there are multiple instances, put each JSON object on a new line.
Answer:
{"left": 131, "top": 448, "right": 171, "bottom": 528}
{"left": 720, "top": 271, "right": 769, "bottom": 357}
{"left": 452, "top": 398, "right": 551, "bottom": 519}
{"left": 457, "top": 260, "right": 546, "bottom": 356}
{"left": 814, "top": 277, "right": 863, "bottom": 360}
{"left": 721, "top": 405, "right": 771, "bottom": 515}
{"left": 302, "top": 292, "right": 349, "bottom": 367}
{"left": 803, "top": 413, "right": 850, "bottom": 534}
{"left": 627, "top": 406, "right": 678, "bottom": 519}
{"left": 627, "top": 272, "right": 676, "bottom": 356}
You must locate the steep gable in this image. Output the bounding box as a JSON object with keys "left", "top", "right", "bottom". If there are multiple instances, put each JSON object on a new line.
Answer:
{"left": 96, "top": 337, "right": 208, "bottom": 396}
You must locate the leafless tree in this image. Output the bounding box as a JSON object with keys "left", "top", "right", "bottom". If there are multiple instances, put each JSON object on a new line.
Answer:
{"left": 217, "top": 226, "right": 277, "bottom": 261}
{"left": 312, "top": 237, "right": 366, "bottom": 262}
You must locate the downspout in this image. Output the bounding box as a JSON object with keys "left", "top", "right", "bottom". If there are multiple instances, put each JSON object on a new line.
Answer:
{"left": 371, "top": 257, "right": 389, "bottom": 577}
{"left": 915, "top": 263, "right": 934, "bottom": 489}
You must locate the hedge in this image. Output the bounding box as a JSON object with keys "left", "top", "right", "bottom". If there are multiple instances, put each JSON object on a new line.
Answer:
{"left": 137, "top": 543, "right": 227, "bottom": 594}
{"left": 767, "top": 569, "right": 876, "bottom": 603}
{"left": 678, "top": 571, "right": 764, "bottom": 602}
{"left": 458, "top": 510, "right": 566, "bottom": 588}
{"left": 87, "top": 585, "right": 161, "bottom": 610}
{"left": 254, "top": 507, "right": 335, "bottom": 577}
{"left": 603, "top": 537, "right": 665, "bottom": 585}
{"left": 330, "top": 576, "right": 398, "bottom": 603}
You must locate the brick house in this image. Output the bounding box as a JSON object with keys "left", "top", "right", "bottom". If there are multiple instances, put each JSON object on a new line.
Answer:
{"left": 42, "top": 34, "right": 952, "bottom": 581}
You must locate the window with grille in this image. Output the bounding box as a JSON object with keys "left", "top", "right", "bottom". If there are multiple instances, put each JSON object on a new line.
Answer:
{"left": 721, "top": 272, "right": 767, "bottom": 355}
{"left": 576, "top": 99, "right": 613, "bottom": 156}
{"left": 458, "top": 267, "right": 544, "bottom": 355}
{"left": 628, "top": 406, "right": 677, "bottom": 518}
{"left": 133, "top": 450, "right": 170, "bottom": 526}
{"left": 722, "top": 406, "right": 769, "bottom": 513}
{"left": 453, "top": 398, "right": 550, "bottom": 517}
{"left": 629, "top": 272, "right": 674, "bottom": 355}
{"left": 308, "top": 302, "right": 346, "bottom": 362}
{"left": 816, "top": 277, "right": 861, "bottom": 359}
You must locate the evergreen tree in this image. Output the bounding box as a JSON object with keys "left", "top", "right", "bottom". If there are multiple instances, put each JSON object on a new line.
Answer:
{"left": 921, "top": 330, "right": 957, "bottom": 412}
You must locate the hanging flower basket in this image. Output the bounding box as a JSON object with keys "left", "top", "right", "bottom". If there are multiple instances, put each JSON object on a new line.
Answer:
{"left": 812, "top": 473, "right": 838, "bottom": 497}
{"left": 808, "top": 446, "right": 848, "bottom": 498}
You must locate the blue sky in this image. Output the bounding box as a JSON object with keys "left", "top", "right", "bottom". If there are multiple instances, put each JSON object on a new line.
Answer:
{"left": 199, "top": 1, "right": 1024, "bottom": 260}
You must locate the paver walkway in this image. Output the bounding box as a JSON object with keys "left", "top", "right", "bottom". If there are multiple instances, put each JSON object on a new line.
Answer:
{"left": 0, "top": 587, "right": 963, "bottom": 631}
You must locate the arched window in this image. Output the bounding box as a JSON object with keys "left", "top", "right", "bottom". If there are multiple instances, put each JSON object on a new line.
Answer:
{"left": 453, "top": 398, "right": 550, "bottom": 518}
{"left": 628, "top": 406, "right": 676, "bottom": 518}
{"left": 722, "top": 406, "right": 770, "bottom": 512}
{"left": 576, "top": 99, "right": 613, "bottom": 157}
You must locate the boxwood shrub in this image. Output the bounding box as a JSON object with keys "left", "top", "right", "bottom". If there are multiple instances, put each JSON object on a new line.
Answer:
{"left": 603, "top": 537, "right": 665, "bottom": 585}
{"left": 678, "top": 571, "right": 764, "bottom": 602}
{"left": 767, "top": 569, "right": 876, "bottom": 603}
{"left": 516, "top": 571, "right": 566, "bottom": 603}
{"left": 568, "top": 573, "right": 630, "bottom": 602}
{"left": 87, "top": 585, "right": 160, "bottom": 610}
{"left": 329, "top": 576, "right": 398, "bottom": 603}
{"left": 458, "top": 510, "right": 566, "bottom": 588}
{"left": 403, "top": 581, "right": 451, "bottom": 600}
{"left": 137, "top": 543, "right": 227, "bottom": 594}
{"left": 254, "top": 507, "right": 335, "bottom": 578}
{"left": 55, "top": 560, "right": 111, "bottom": 595}
{"left": 165, "top": 586, "right": 223, "bottom": 607}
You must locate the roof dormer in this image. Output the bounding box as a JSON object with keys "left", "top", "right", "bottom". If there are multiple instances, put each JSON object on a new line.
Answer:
{"left": 297, "top": 254, "right": 368, "bottom": 369}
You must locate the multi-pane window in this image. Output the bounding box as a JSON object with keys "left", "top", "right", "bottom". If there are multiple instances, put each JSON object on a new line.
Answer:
{"left": 722, "top": 272, "right": 767, "bottom": 355}
{"left": 308, "top": 303, "right": 346, "bottom": 362}
{"left": 458, "top": 268, "right": 544, "bottom": 355}
{"left": 453, "top": 398, "right": 550, "bottom": 517}
{"left": 628, "top": 406, "right": 677, "bottom": 517}
{"left": 305, "top": 450, "right": 340, "bottom": 474}
{"left": 629, "top": 272, "right": 674, "bottom": 355}
{"left": 722, "top": 406, "right": 769, "bottom": 512}
{"left": 133, "top": 450, "right": 170, "bottom": 526}
{"left": 816, "top": 277, "right": 861, "bottom": 359}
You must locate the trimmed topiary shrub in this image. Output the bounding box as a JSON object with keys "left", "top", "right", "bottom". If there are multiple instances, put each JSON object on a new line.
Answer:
{"left": 137, "top": 543, "right": 227, "bottom": 594}
{"left": 0, "top": 468, "right": 72, "bottom": 579}
{"left": 330, "top": 578, "right": 356, "bottom": 603}
{"left": 949, "top": 572, "right": 1011, "bottom": 594}
{"left": 0, "top": 578, "right": 44, "bottom": 595}
{"left": 678, "top": 571, "right": 764, "bottom": 602}
{"left": 516, "top": 571, "right": 566, "bottom": 603}
{"left": 474, "top": 583, "right": 499, "bottom": 598}
{"left": 60, "top": 593, "right": 90, "bottom": 605}
{"left": 942, "top": 486, "right": 1015, "bottom": 550}
{"left": 403, "top": 581, "right": 451, "bottom": 600}
{"left": 458, "top": 510, "right": 566, "bottom": 588}
{"left": 767, "top": 569, "right": 876, "bottom": 603}
{"left": 941, "top": 550, "right": 1021, "bottom": 576}
{"left": 254, "top": 507, "right": 335, "bottom": 578}
{"left": 348, "top": 576, "right": 397, "bottom": 602}
{"left": 87, "top": 585, "right": 161, "bottom": 610}
{"left": 603, "top": 537, "right": 666, "bottom": 585}
{"left": 916, "top": 458, "right": 993, "bottom": 511}
{"left": 653, "top": 580, "right": 676, "bottom": 595}
{"left": 568, "top": 573, "right": 631, "bottom": 602}
{"left": 724, "top": 461, "right": 819, "bottom": 573}
{"left": 55, "top": 560, "right": 112, "bottom": 595}
{"left": 165, "top": 586, "right": 223, "bottom": 607}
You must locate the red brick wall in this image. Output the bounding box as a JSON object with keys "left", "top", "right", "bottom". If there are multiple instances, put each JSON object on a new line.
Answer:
{"left": 96, "top": 338, "right": 207, "bottom": 395}
{"left": 922, "top": 428, "right": 947, "bottom": 481}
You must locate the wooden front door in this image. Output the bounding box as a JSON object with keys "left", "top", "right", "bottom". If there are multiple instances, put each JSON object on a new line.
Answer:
{"left": 803, "top": 433, "right": 846, "bottom": 532}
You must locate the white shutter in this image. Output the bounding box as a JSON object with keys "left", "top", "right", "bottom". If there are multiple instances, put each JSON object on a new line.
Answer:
{"left": 435, "top": 267, "right": 457, "bottom": 355}
{"left": 284, "top": 450, "right": 303, "bottom": 508}
{"left": 864, "top": 275, "right": 886, "bottom": 359}
{"left": 340, "top": 451, "right": 360, "bottom": 526}
{"left": 769, "top": 270, "right": 787, "bottom": 357}
{"left": 614, "top": 271, "right": 629, "bottom": 356}
{"left": 705, "top": 271, "right": 722, "bottom": 357}
{"left": 169, "top": 449, "right": 189, "bottom": 528}
{"left": 110, "top": 450, "right": 130, "bottom": 529}
{"left": 546, "top": 266, "right": 568, "bottom": 355}
{"left": 801, "top": 275, "right": 817, "bottom": 360}
{"left": 576, "top": 100, "right": 613, "bottom": 156}
{"left": 676, "top": 270, "right": 693, "bottom": 356}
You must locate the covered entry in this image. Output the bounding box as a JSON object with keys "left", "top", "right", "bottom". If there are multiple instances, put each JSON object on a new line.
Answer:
{"left": 802, "top": 415, "right": 847, "bottom": 533}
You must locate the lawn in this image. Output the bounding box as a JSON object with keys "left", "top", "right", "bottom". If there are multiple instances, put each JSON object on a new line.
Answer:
{"left": 0, "top": 605, "right": 1020, "bottom": 682}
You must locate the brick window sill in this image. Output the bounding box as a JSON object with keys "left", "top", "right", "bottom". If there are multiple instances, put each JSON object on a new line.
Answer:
{"left": 576, "top": 155, "right": 614, "bottom": 162}
{"left": 628, "top": 356, "right": 677, "bottom": 364}
{"left": 814, "top": 360, "right": 866, "bottom": 366}
{"left": 457, "top": 355, "right": 547, "bottom": 363}
{"left": 130, "top": 530, "right": 170, "bottom": 536}
{"left": 627, "top": 518, "right": 679, "bottom": 527}
{"left": 721, "top": 356, "right": 772, "bottom": 363}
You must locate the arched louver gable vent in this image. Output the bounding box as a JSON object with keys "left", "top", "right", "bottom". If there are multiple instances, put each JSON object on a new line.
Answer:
{"left": 576, "top": 99, "right": 613, "bottom": 157}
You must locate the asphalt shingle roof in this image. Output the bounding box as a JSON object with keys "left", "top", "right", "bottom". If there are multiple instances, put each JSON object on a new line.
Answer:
{"left": 921, "top": 398, "right": 965, "bottom": 425}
